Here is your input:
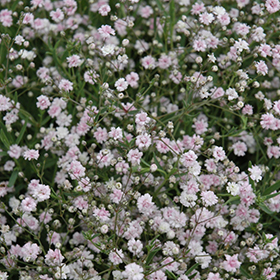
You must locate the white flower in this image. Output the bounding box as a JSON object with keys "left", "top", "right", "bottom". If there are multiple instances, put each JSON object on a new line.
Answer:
{"left": 101, "top": 44, "right": 115, "bottom": 56}
{"left": 248, "top": 165, "right": 262, "bottom": 182}
{"left": 226, "top": 182, "right": 240, "bottom": 196}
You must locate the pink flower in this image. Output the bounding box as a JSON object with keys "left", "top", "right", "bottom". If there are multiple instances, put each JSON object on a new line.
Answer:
{"left": 94, "top": 127, "right": 108, "bottom": 143}
{"left": 263, "top": 267, "right": 276, "bottom": 279}
{"left": 212, "top": 146, "right": 226, "bottom": 161}
{"left": 110, "top": 189, "right": 123, "bottom": 204}
{"left": 0, "top": 94, "right": 11, "bottom": 111}
{"left": 140, "top": 5, "right": 153, "bottom": 18}
{"left": 8, "top": 144, "right": 22, "bottom": 159}
{"left": 255, "top": 60, "right": 268, "bottom": 76}
{"left": 158, "top": 54, "right": 172, "bottom": 69}
{"left": 99, "top": 4, "right": 111, "bottom": 16}
{"left": 126, "top": 72, "right": 139, "bottom": 88}
{"left": 260, "top": 113, "right": 277, "bottom": 130}
{"left": 248, "top": 165, "right": 262, "bottom": 182}
{"left": 221, "top": 254, "right": 241, "bottom": 272}
{"left": 98, "top": 24, "right": 115, "bottom": 39}
{"left": 58, "top": 79, "right": 73, "bottom": 92}
{"left": 45, "top": 248, "right": 64, "bottom": 266}
{"left": 192, "top": 119, "right": 208, "bottom": 134}
{"left": 128, "top": 239, "right": 143, "bottom": 256}
{"left": 148, "top": 270, "right": 166, "bottom": 280}
{"left": 21, "top": 197, "right": 37, "bottom": 212}
{"left": 266, "top": 0, "right": 280, "bottom": 13}
{"left": 180, "top": 150, "right": 198, "bottom": 167}
{"left": 68, "top": 160, "right": 86, "bottom": 179}
{"left": 0, "top": 9, "right": 13, "bottom": 27}
{"left": 141, "top": 55, "right": 156, "bottom": 69}
{"left": 201, "top": 191, "right": 218, "bottom": 207}
{"left": 50, "top": 8, "right": 64, "bottom": 22}
{"left": 36, "top": 95, "right": 51, "bottom": 110}
{"left": 135, "top": 112, "right": 150, "bottom": 126}
{"left": 115, "top": 78, "right": 128, "bottom": 92}
{"left": 137, "top": 193, "right": 155, "bottom": 216}
{"left": 191, "top": 2, "right": 205, "bottom": 15}
{"left": 193, "top": 39, "right": 207, "bottom": 52}
{"left": 67, "top": 54, "right": 83, "bottom": 68}
{"left": 232, "top": 141, "right": 247, "bottom": 156}
{"left": 127, "top": 149, "right": 143, "bottom": 166}
{"left": 156, "top": 138, "right": 170, "bottom": 154}
{"left": 136, "top": 133, "right": 152, "bottom": 150}
{"left": 122, "top": 263, "right": 144, "bottom": 280}
{"left": 73, "top": 196, "right": 88, "bottom": 210}
{"left": 93, "top": 207, "right": 110, "bottom": 221}
{"left": 199, "top": 12, "right": 214, "bottom": 25}
{"left": 109, "top": 249, "right": 124, "bottom": 265}
{"left": 217, "top": 13, "right": 230, "bottom": 26}
{"left": 20, "top": 242, "right": 41, "bottom": 262}
{"left": 23, "top": 149, "right": 40, "bottom": 161}
{"left": 206, "top": 272, "right": 222, "bottom": 280}
{"left": 32, "top": 184, "right": 51, "bottom": 202}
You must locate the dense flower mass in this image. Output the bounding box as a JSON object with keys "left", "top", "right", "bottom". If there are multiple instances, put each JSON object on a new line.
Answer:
{"left": 0, "top": 0, "right": 280, "bottom": 279}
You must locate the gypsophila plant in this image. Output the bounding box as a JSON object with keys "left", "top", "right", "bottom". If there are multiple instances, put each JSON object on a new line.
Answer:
{"left": 1, "top": 0, "right": 280, "bottom": 279}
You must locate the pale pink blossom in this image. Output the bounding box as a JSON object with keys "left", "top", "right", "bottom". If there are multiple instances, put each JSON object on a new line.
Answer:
{"left": 58, "top": 79, "right": 73, "bottom": 92}
{"left": 68, "top": 160, "right": 86, "bottom": 179}
{"left": 232, "top": 141, "right": 247, "bottom": 156}
{"left": 36, "top": 95, "right": 51, "bottom": 110}
{"left": 21, "top": 197, "right": 37, "bottom": 212}
{"left": 109, "top": 249, "right": 124, "bottom": 265}
{"left": 126, "top": 72, "right": 139, "bottom": 88}
{"left": 212, "top": 146, "right": 226, "bottom": 161}
{"left": 137, "top": 193, "right": 155, "bottom": 216}
{"left": 221, "top": 254, "right": 241, "bottom": 272}
{"left": 115, "top": 78, "right": 128, "bottom": 92}
{"left": 50, "top": 8, "right": 64, "bottom": 22}
{"left": 127, "top": 149, "right": 143, "bottom": 166}
{"left": 23, "top": 149, "right": 40, "bottom": 161}
{"left": 201, "top": 191, "right": 218, "bottom": 206}
{"left": 8, "top": 144, "right": 22, "bottom": 159}
{"left": 98, "top": 24, "right": 115, "bottom": 39}
{"left": 141, "top": 55, "right": 156, "bottom": 69}
{"left": 248, "top": 165, "right": 262, "bottom": 182}
{"left": 67, "top": 54, "right": 83, "bottom": 68}
{"left": 45, "top": 248, "right": 64, "bottom": 266}
{"left": 265, "top": 0, "right": 280, "bottom": 13}
{"left": 99, "top": 4, "right": 111, "bottom": 16}
{"left": 93, "top": 207, "right": 110, "bottom": 221}
{"left": 20, "top": 242, "right": 41, "bottom": 262}
{"left": 255, "top": 60, "right": 268, "bottom": 76}
{"left": 122, "top": 263, "right": 144, "bottom": 280}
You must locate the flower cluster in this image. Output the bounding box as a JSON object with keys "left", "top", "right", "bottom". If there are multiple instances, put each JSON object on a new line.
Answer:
{"left": 0, "top": 0, "right": 280, "bottom": 280}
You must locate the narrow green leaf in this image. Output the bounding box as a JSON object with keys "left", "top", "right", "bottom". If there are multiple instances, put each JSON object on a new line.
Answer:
{"left": 8, "top": 170, "right": 18, "bottom": 187}
{"left": 146, "top": 248, "right": 161, "bottom": 265}
{"left": 240, "top": 266, "right": 251, "bottom": 279}
{"left": 149, "top": 235, "right": 160, "bottom": 248}
{"left": 0, "top": 151, "right": 7, "bottom": 156}
{"left": 259, "top": 202, "right": 274, "bottom": 215}
{"left": 263, "top": 180, "right": 280, "bottom": 196}
{"left": 41, "top": 116, "right": 51, "bottom": 126}
{"left": 185, "top": 263, "right": 199, "bottom": 276}
{"left": 153, "top": 153, "right": 167, "bottom": 176}
{"left": 165, "top": 270, "right": 177, "bottom": 280}
{"left": 0, "top": 129, "right": 10, "bottom": 149}
{"left": 44, "top": 158, "right": 57, "bottom": 169}
{"left": 154, "top": 0, "right": 167, "bottom": 15}
{"left": 16, "top": 122, "right": 27, "bottom": 145}
{"left": 263, "top": 192, "right": 280, "bottom": 201}
{"left": 19, "top": 109, "right": 36, "bottom": 125}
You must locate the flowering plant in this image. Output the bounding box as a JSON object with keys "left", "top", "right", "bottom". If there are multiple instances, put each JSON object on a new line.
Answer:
{"left": 1, "top": 0, "right": 280, "bottom": 279}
